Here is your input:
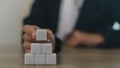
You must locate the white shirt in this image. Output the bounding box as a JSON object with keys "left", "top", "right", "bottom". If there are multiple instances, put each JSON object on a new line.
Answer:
{"left": 56, "top": 0, "right": 84, "bottom": 41}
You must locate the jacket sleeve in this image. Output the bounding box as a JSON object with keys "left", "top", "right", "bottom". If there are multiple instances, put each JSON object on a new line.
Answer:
{"left": 23, "top": 0, "right": 48, "bottom": 28}
{"left": 97, "top": 0, "right": 120, "bottom": 48}
{"left": 22, "top": 0, "right": 62, "bottom": 53}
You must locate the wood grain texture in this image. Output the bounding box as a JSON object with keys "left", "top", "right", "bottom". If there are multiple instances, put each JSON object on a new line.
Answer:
{"left": 0, "top": 45, "right": 120, "bottom": 68}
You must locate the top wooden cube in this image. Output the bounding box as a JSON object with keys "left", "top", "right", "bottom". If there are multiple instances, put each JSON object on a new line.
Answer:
{"left": 36, "top": 30, "right": 47, "bottom": 41}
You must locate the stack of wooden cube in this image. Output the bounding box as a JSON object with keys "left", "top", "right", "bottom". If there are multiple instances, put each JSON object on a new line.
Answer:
{"left": 24, "top": 29, "right": 56, "bottom": 65}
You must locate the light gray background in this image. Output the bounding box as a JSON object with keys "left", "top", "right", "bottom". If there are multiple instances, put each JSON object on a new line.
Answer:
{"left": 0, "top": 0, "right": 34, "bottom": 45}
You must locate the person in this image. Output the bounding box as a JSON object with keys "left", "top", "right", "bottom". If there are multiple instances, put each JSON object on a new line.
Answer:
{"left": 22, "top": 0, "right": 120, "bottom": 53}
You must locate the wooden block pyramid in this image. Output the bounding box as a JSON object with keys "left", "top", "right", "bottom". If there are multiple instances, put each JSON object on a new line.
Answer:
{"left": 24, "top": 29, "right": 56, "bottom": 65}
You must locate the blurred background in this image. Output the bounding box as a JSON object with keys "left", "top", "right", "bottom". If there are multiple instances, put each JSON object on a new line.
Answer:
{"left": 0, "top": 0, "right": 119, "bottom": 46}
{"left": 0, "top": 0, "right": 34, "bottom": 45}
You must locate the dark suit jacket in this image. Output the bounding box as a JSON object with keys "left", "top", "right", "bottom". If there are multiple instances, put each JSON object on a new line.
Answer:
{"left": 23, "top": 0, "right": 120, "bottom": 53}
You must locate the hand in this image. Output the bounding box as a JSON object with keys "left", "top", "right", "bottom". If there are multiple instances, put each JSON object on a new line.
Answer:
{"left": 22, "top": 25, "right": 55, "bottom": 53}
{"left": 83, "top": 33, "right": 104, "bottom": 47}
{"left": 65, "top": 30, "right": 86, "bottom": 47}
{"left": 65, "top": 30, "right": 104, "bottom": 47}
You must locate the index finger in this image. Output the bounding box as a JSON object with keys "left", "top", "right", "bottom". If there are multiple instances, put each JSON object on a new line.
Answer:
{"left": 23, "top": 25, "right": 39, "bottom": 39}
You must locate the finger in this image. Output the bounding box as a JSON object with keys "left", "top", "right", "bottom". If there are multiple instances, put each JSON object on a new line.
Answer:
{"left": 47, "top": 29, "right": 55, "bottom": 43}
{"left": 65, "top": 36, "right": 80, "bottom": 47}
{"left": 23, "top": 41, "right": 31, "bottom": 51}
{"left": 66, "top": 31, "right": 83, "bottom": 46}
{"left": 23, "top": 33, "right": 32, "bottom": 41}
{"left": 32, "top": 25, "right": 40, "bottom": 29}
{"left": 31, "top": 31, "right": 36, "bottom": 40}
{"left": 70, "top": 39, "right": 80, "bottom": 46}
{"left": 23, "top": 25, "right": 39, "bottom": 39}
{"left": 31, "top": 25, "right": 40, "bottom": 40}
{"left": 47, "top": 29, "right": 55, "bottom": 50}
{"left": 25, "top": 50, "right": 31, "bottom": 53}
{"left": 83, "top": 34, "right": 98, "bottom": 47}
{"left": 23, "top": 32, "right": 39, "bottom": 42}
{"left": 83, "top": 39, "right": 97, "bottom": 47}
